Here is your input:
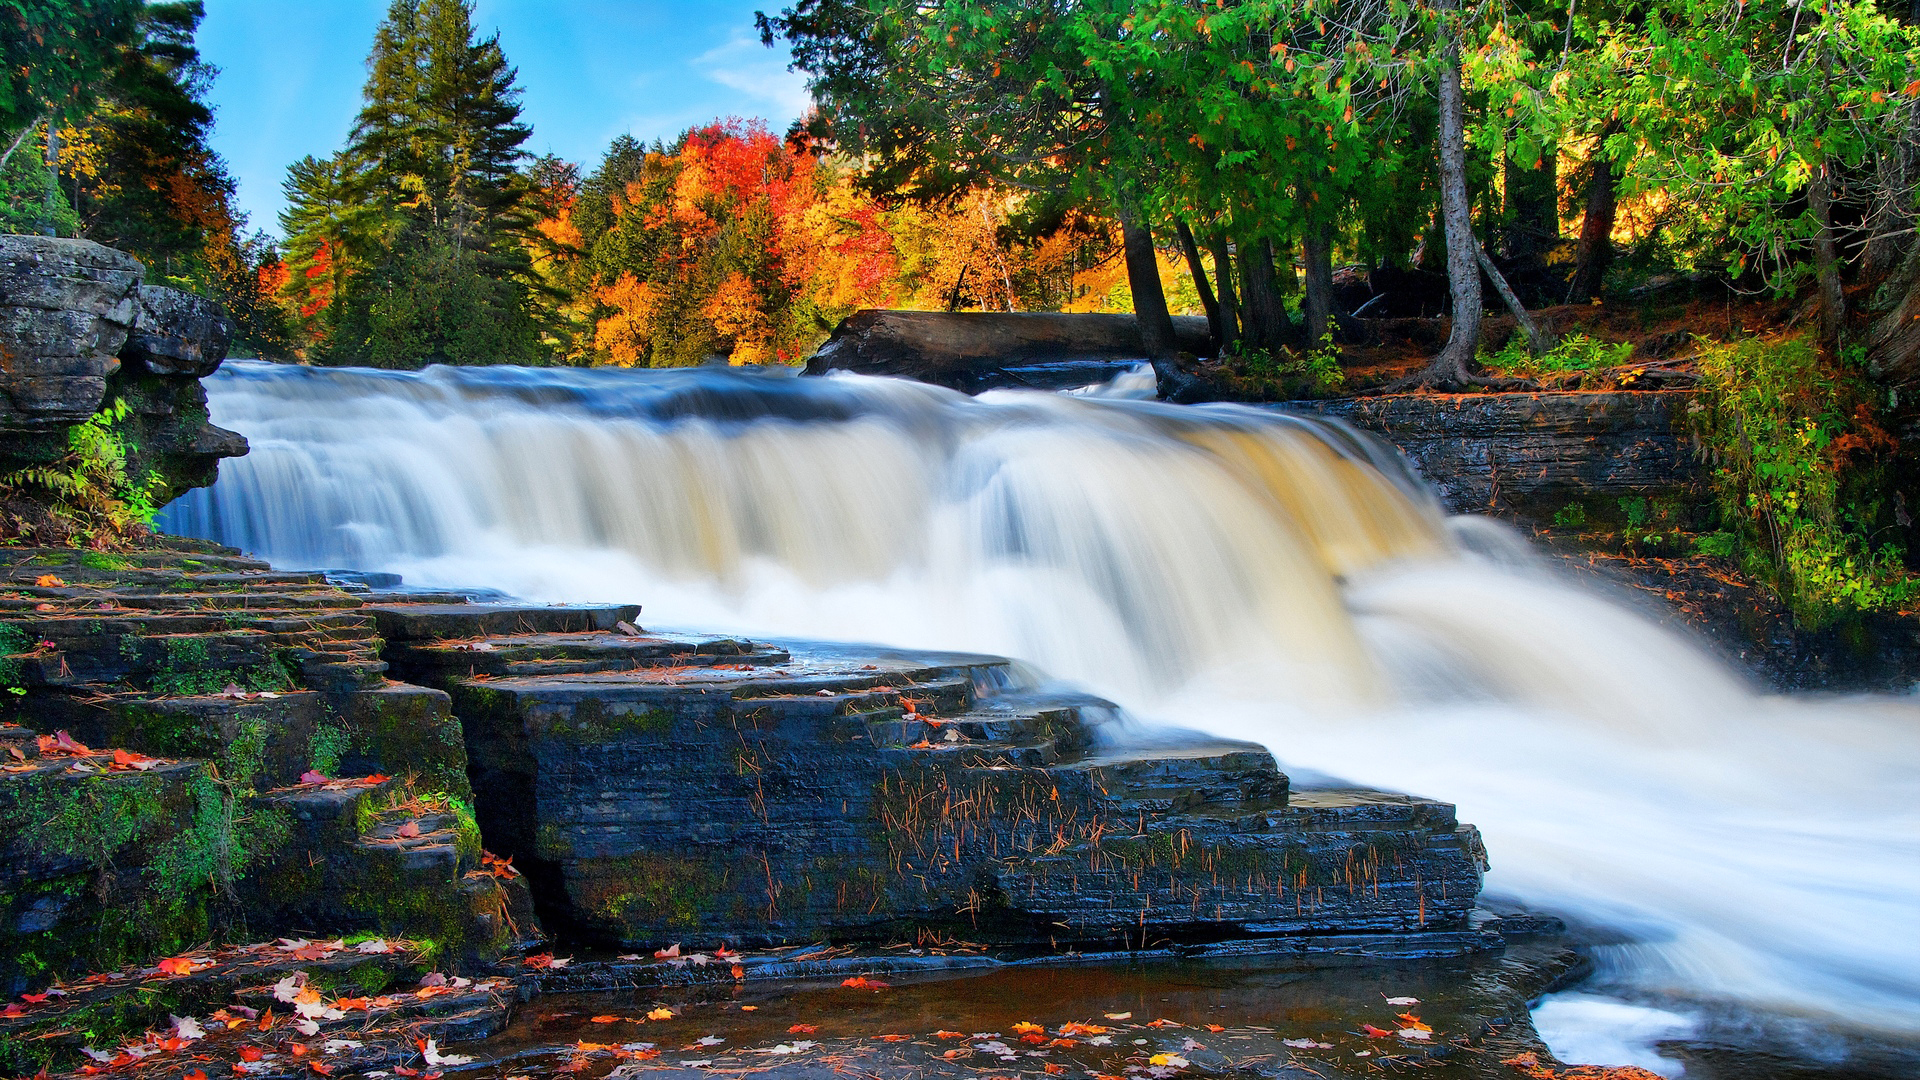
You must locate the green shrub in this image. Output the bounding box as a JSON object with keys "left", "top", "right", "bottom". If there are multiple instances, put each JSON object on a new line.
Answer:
{"left": 1479, "top": 332, "right": 1634, "bottom": 379}
{"left": 0, "top": 400, "right": 164, "bottom": 546}
{"left": 1690, "top": 334, "right": 1917, "bottom": 627}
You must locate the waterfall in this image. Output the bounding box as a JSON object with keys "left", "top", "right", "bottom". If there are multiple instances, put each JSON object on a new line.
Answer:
{"left": 165, "top": 360, "right": 1920, "bottom": 1050}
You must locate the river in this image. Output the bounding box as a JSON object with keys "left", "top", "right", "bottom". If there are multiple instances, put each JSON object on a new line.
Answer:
{"left": 160, "top": 360, "right": 1920, "bottom": 1076}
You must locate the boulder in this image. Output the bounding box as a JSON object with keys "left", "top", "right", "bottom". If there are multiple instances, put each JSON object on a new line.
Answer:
{"left": 106, "top": 285, "right": 246, "bottom": 503}
{"left": 805, "top": 309, "right": 1213, "bottom": 392}
{"left": 120, "top": 284, "right": 234, "bottom": 378}
{"left": 0, "top": 235, "right": 143, "bottom": 451}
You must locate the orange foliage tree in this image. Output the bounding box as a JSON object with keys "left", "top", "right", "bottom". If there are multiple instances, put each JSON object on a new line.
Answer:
{"left": 561, "top": 119, "right": 899, "bottom": 366}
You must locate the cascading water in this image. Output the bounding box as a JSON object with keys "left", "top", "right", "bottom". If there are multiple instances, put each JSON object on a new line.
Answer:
{"left": 165, "top": 360, "right": 1920, "bottom": 1071}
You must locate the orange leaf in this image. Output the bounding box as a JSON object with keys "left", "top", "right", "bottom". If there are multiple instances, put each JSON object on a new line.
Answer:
{"left": 309, "top": 1064, "right": 334, "bottom": 1076}
{"left": 237, "top": 1047, "right": 265, "bottom": 1062}
{"left": 1011, "top": 1022, "right": 1044, "bottom": 1035}
{"left": 874, "top": 1034, "right": 911, "bottom": 1042}
{"left": 186, "top": 1071, "right": 209, "bottom": 1080}
{"left": 590, "top": 1016, "right": 622, "bottom": 1024}
{"left": 932, "top": 1030, "right": 966, "bottom": 1039}
{"left": 788, "top": 1024, "right": 818, "bottom": 1034}
{"left": 1205, "top": 1024, "right": 1225, "bottom": 1033}
{"left": 35, "top": 575, "right": 65, "bottom": 587}
{"left": 646, "top": 1008, "right": 674, "bottom": 1021}
{"left": 157, "top": 956, "right": 195, "bottom": 976}
{"left": 840, "top": 976, "right": 889, "bottom": 990}
{"left": 288, "top": 1043, "right": 310, "bottom": 1057}
{"left": 1361, "top": 1024, "right": 1395, "bottom": 1038}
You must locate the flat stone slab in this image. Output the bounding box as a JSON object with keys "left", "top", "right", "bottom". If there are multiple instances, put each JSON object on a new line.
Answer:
{"left": 368, "top": 603, "right": 1487, "bottom": 953}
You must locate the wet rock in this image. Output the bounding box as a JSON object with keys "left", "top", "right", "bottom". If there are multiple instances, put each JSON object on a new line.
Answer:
{"left": 1285, "top": 392, "right": 1700, "bottom": 519}
{"left": 0, "top": 544, "right": 535, "bottom": 979}
{"left": 0, "top": 235, "right": 143, "bottom": 458}
{"left": 119, "top": 285, "right": 234, "bottom": 378}
{"left": 805, "top": 309, "right": 1211, "bottom": 392}
{"left": 377, "top": 610, "right": 1488, "bottom": 952}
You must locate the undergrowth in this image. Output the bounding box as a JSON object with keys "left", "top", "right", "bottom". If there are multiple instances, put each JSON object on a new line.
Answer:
{"left": 1478, "top": 332, "right": 1634, "bottom": 380}
{"left": 1689, "top": 333, "right": 1918, "bottom": 628}
{"left": 1229, "top": 335, "right": 1346, "bottom": 398}
{"left": 0, "top": 400, "right": 164, "bottom": 547}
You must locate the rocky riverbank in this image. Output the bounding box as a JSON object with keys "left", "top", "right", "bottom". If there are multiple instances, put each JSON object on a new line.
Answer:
{"left": 0, "top": 538, "right": 1528, "bottom": 1075}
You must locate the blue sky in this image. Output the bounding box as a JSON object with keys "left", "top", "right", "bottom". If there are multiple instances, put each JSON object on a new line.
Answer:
{"left": 198, "top": 1, "right": 813, "bottom": 239}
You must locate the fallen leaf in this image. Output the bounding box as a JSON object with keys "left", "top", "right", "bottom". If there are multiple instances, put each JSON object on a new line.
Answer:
{"left": 932, "top": 1030, "right": 966, "bottom": 1039}
{"left": 1360, "top": 1024, "right": 1395, "bottom": 1038}
{"left": 309, "top": 1063, "right": 334, "bottom": 1076}
{"left": 646, "top": 1008, "right": 674, "bottom": 1021}
{"left": 355, "top": 939, "right": 393, "bottom": 954}
{"left": 1044, "top": 1066, "right": 1068, "bottom": 1076}
{"left": 840, "top": 976, "right": 889, "bottom": 990}
{"left": 874, "top": 1034, "right": 911, "bottom": 1042}
{"left": 1383, "top": 996, "right": 1419, "bottom": 1006}
{"left": 0, "top": 1004, "right": 23, "bottom": 1018}
{"left": 1205, "top": 1024, "right": 1225, "bottom": 1033}
{"left": 1149, "top": 1054, "right": 1190, "bottom": 1067}
{"left": 273, "top": 975, "right": 306, "bottom": 1003}
{"left": 395, "top": 821, "right": 421, "bottom": 839}
{"left": 35, "top": 575, "right": 65, "bottom": 587}
{"left": 787, "top": 1024, "right": 817, "bottom": 1034}
{"left": 1103, "top": 1012, "right": 1132, "bottom": 1021}
{"left": 654, "top": 944, "right": 680, "bottom": 959}
{"left": 1396, "top": 1012, "right": 1431, "bottom": 1033}
{"left": 421, "top": 1040, "right": 473, "bottom": 1067}
{"left": 590, "top": 1016, "right": 622, "bottom": 1024}
{"left": 186, "top": 1071, "right": 209, "bottom": 1080}
{"left": 157, "top": 956, "right": 196, "bottom": 976}
{"left": 237, "top": 1047, "right": 265, "bottom": 1063}
{"left": 111, "top": 748, "right": 161, "bottom": 771}
{"left": 1397, "top": 1028, "right": 1433, "bottom": 1040}
{"left": 299, "top": 771, "right": 330, "bottom": 785}
{"left": 1010, "top": 1022, "right": 1044, "bottom": 1035}
{"left": 1146, "top": 1019, "right": 1183, "bottom": 1028}
{"left": 171, "top": 1015, "right": 206, "bottom": 1040}
{"left": 19, "top": 993, "right": 49, "bottom": 1004}
{"left": 1058, "top": 1023, "right": 1108, "bottom": 1036}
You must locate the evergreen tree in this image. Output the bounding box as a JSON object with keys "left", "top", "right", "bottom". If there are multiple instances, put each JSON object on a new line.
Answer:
{"left": 348, "top": 0, "right": 533, "bottom": 273}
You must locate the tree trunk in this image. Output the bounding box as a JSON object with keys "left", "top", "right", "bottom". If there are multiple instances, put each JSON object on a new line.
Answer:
{"left": 1117, "top": 198, "right": 1177, "bottom": 359}
{"left": 1809, "top": 159, "right": 1846, "bottom": 351}
{"left": 1174, "top": 219, "right": 1220, "bottom": 353}
{"left": 1395, "top": 0, "right": 1501, "bottom": 391}
{"left": 1568, "top": 124, "right": 1619, "bottom": 303}
{"left": 1864, "top": 107, "right": 1918, "bottom": 279}
{"left": 1238, "top": 239, "right": 1287, "bottom": 355}
{"left": 1208, "top": 231, "right": 1240, "bottom": 357}
{"left": 1476, "top": 244, "right": 1552, "bottom": 356}
{"left": 42, "top": 121, "right": 61, "bottom": 237}
{"left": 1502, "top": 145, "right": 1558, "bottom": 305}
{"left": 1302, "top": 218, "right": 1335, "bottom": 349}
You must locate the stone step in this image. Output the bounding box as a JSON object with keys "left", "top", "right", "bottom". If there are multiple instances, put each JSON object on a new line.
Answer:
{"left": 366, "top": 602, "right": 642, "bottom": 642}
{"left": 1065, "top": 744, "right": 1290, "bottom": 813}
{"left": 386, "top": 630, "right": 789, "bottom": 680}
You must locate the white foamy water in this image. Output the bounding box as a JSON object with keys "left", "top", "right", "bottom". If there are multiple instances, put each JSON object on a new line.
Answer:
{"left": 165, "top": 360, "right": 1920, "bottom": 1065}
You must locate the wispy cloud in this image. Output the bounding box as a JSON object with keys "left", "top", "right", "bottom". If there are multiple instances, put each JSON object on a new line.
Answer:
{"left": 691, "top": 28, "right": 813, "bottom": 121}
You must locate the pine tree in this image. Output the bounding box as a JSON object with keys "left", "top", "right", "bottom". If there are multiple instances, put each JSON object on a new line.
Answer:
{"left": 347, "top": 0, "right": 533, "bottom": 274}
{"left": 278, "top": 153, "right": 379, "bottom": 347}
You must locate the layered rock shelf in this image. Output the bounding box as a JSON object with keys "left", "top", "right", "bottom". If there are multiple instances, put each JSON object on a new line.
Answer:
{"left": 2, "top": 541, "right": 1489, "bottom": 988}
{"left": 375, "top": 600, "right": 1490, "bottom": 954}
